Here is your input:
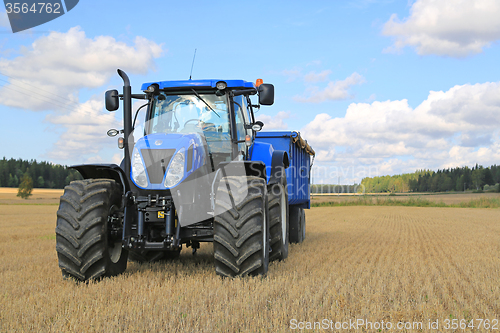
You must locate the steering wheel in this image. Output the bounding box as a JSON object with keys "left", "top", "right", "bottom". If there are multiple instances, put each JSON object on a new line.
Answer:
{"left": 184, "top": 119, "right": 201, "bottom": 127}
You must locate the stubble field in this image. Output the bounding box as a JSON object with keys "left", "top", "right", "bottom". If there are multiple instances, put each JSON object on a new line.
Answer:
{"left": 311, "top": 192, "right": 500, "bottom": 205}
{"left": 1, "top": 190, "right": 500, "bottom": 332}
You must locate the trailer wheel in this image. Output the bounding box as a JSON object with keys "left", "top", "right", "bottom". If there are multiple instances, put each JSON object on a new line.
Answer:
{"left": 289, "top": 206, "right": 305, "bottom": 243}
{"left": 301, "top": 208, "right": 306, "bottom": 241}
{"left": 56, "top": 179, "right": 128, "bottom": 281}
{"left": 129, "top": 250, "right": 180, "bottom": 263}
{"left": 214, "top": 176, "right": 269, "bottom": 277}
{"left": 268, "top": 175, "right": 289, "bottom": 261}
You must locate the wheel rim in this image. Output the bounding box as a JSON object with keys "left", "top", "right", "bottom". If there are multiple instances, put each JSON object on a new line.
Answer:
{"left": 263, "top": 197, "right": 267, "bottom": 260}
{"left": 109, "top": 241, "right": 122, "bottom": 263}
{"left": 108, "top": 205, "right": 123, "bottom": 264}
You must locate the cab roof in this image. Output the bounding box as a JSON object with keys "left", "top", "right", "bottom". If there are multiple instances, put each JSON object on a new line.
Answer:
{"left": 140, "top": 79, "right": 255, "bottom": 91}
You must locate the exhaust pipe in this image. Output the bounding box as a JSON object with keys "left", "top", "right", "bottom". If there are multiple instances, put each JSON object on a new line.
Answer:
{"left": 117, "top": 69, "right": 133, "bottom": 183}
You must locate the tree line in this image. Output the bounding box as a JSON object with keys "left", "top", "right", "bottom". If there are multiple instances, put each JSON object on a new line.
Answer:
{"left": 361, "top": 164, "right": 500, "bottom": 193}
{"left": 0, "top": 157, "right": 82, "bottom": 189}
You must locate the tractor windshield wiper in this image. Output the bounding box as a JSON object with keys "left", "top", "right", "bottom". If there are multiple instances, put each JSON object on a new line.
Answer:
{"left": 190, "top": 89, "right": 220, "bottom": 118}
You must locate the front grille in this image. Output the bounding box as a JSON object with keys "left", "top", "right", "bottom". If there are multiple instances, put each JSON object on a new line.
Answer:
{"left": 141, "top": 149, "right": 176, "bottom": 184}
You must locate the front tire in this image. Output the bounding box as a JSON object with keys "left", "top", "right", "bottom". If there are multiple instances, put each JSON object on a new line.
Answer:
{"left": 56, "top": 179, "right": 128, "bottom": 281}
{"left": 214, "top": 176, "right": 269, "bottom": 277}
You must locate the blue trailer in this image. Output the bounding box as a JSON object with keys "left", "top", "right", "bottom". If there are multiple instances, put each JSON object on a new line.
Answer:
{"left": 55, "top": 70, "right": 315, "bottom": 281}
{"left": 255, "top": 131, "right": 314, "bottom": 243}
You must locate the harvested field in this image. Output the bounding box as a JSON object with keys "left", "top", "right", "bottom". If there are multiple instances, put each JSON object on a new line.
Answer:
{"left": 1, "top": 204, "right": 499, "bottom": 332}
{"left": 0, "top": 187, "right": 63, "bottom": 205}
{"left": 2, "top": 187, "right": 498, "bottom": 207}
{"left": 312, "top": 192, "right": 500, "bottom": 205}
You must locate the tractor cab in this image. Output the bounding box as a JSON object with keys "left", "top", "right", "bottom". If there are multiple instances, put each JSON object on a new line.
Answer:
{"left": 120, "top": 79, "right": 273, "bottom": 192}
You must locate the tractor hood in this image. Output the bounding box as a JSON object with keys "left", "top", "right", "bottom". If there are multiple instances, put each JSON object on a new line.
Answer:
{"left": 130, "top": 133, "right": 206, "bottom": 190}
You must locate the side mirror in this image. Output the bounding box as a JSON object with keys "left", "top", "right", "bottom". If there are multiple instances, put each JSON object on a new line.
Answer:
{"left": 258, "top": 83, "right": 274, "bottom": 105}
{"left": 105, "top": 89, "right": 119, "bottom": 111}
{"left": 258, "top": 84, "right": 274, "bottom": 106}
{"left": 252, "top": 121, "right": 264, "bottom": 132}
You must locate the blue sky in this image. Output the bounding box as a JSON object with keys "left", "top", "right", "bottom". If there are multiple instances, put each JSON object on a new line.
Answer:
{"left": 1, "top": 0, "right": 500, "bottom": 184}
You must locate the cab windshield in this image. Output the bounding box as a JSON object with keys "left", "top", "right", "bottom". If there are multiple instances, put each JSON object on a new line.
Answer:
{"left": 148, "top": 92, "right": 232, "bottom": 157}
{"left": 149, "top": 92, "right": 229, "bottom": 134}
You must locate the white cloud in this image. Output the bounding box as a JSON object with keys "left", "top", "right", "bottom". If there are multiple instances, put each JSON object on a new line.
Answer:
{"left": 294, "top": 72, "right": 365, "bottom": 103}
{"left": 304, "top": 70, "right": 332, "bottom": 83}
{"left": 0, "top": 26, "right": 164, "bottom": 110}
{"left": 45, "top": 93, "right": 154, "bottom": 163}
{"left": 303, "top": 81, "right": 500, "bottom": 181}
{"left": 256, "top": 111, "right": 290, "bottom": 130}
{"left": 0, "top": 26, "right": 164, "bottom": 162}
{"left": 383, "top": 0, "right": 500, "bottom": 57}
{"left": 45, "top": 97, "right": 120, "bottom": 161}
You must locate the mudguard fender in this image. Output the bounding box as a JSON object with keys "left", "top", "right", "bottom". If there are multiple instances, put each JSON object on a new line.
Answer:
{"left": 268, "top": 150, "right": 289, "bottom": 185}
{"left": 70, "top": 164, "right": 129, "bottom": 193}
{"left": 218, "top": 161, "right": 267, "bottom": 180}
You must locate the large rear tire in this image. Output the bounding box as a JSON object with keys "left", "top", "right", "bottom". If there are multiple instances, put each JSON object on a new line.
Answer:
{"left": 268, "top": 175, "right": 289, "bottom": 261}
{"left": 214, "top": 176, "right": 269, "bottom": 277}
{"left": 56, "top": 179, "right": 128, "bottom": 281}
{"left": 289, "top": 206, "right": 305, "bottom": 244}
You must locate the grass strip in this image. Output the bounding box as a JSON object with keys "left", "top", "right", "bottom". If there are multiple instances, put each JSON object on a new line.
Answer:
{"left": 312, "top": 196, "right": 500, "bottom": 208}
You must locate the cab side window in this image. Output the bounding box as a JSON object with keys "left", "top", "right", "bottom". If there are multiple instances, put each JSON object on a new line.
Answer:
{"left": 241, "top": 97, "right": 253, "bottom": 137}
{"left": 233, "top": 95, "right": 248, "bottom": 155}
{"left": 233, "top": 96, "right": 246, "bottom": 138}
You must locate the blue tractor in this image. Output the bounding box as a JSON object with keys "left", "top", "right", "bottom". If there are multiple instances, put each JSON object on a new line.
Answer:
{"left": 55, "top": 69, "right": 314, "bottom": 280}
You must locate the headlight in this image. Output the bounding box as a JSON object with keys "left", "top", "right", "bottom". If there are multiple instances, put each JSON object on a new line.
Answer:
{"left": 164, "top": 148, "right": 185, "bottom": 188}
{"left": 132, "top": 148, "right": 148, "bottom": 188}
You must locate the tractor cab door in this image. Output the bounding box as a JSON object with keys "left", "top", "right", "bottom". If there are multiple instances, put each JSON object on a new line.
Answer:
{"left": 232, "top": 95, "right": 253, "bottom": 160}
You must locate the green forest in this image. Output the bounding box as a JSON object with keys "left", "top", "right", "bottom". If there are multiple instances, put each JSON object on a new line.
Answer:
{"left": 361, "top": 164, "right": 500, "bottom": 193}
{"left": 0, "top": 157, "right": 82, "bottom": 189}
{"left": 2, "top": 156, "right": 500, "bottom": 194}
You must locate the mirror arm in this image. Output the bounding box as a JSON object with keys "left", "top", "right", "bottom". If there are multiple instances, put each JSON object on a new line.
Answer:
{"left": 117, "top": 94, "right": 146, "bottom": 100}
{"left": 232, "top": 88, "right": 257, "bottom": 97}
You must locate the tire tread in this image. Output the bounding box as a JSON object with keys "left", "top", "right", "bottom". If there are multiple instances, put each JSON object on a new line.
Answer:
{"left": 55, "top": 179, "right": 127, "bottom": 281}
{"left": 268, "top": 179, "right": 289, "bottom": 262}
{"left": 213, "top": 176, "right": 268, "bottom": 277}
